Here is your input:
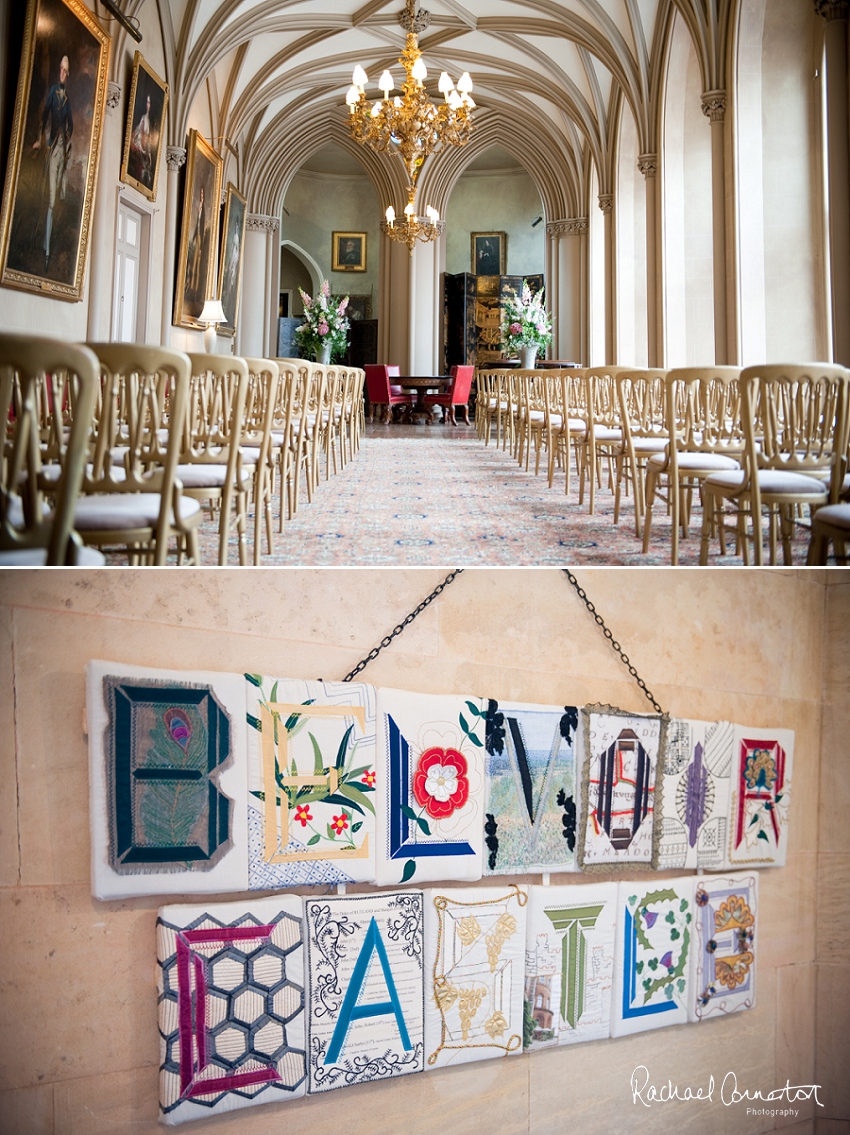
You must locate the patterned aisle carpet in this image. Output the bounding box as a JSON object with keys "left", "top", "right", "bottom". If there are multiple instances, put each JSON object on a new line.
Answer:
{"left": 190, "top": 433, "right": 811, "bottom": 567}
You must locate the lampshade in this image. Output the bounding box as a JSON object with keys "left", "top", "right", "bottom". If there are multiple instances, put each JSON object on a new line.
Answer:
{"left": 199, "top": 298, "right": 226, "bottom": 325}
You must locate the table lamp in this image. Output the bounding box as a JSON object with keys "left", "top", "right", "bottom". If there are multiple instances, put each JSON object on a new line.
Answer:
{"left": 199, "top": 298, "right": 226, "bottom": 353}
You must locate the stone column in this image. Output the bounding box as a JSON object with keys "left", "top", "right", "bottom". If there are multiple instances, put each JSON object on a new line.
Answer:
{"left": 86, "top": 80, "right": 121, "bottom": 340}
{"left": 701, "top": 91, "right": 730, "bottom": 365}
{"left": 638, "top": 154, "right": 660, "bottom": 367}
{"left": 241, "top": 214, "right": 277, "bottom": 358}
{"left": 265, "top": 217, "right": 281, "bottom": 358}
{"left": 161, "top": 146, "right": 186, "bottom": 346}
{"left": 546, "top": 219, "right": 588, "bottom": 362}
{"left": 599, "top": 194, "right": 615, "bottom": 364}
{"left": 816, "top": 0, "right": 850, "bottom": 364}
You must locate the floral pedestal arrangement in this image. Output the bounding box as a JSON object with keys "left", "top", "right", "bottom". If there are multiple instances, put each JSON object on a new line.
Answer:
{"left": 501, "top": 281, "right": 552, "bottom": 367}
{"left": 295, "top": 281, "right": 350, "bottom": 364}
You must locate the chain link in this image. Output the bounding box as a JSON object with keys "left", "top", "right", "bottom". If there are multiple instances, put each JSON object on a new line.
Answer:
{"left": 562, "top": 569, "right": 664, "bottom": 714}
{"left": 342, "top": 569, "right": 465, "bottom": 682}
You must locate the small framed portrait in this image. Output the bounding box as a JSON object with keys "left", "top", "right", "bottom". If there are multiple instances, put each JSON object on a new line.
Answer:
{"left": 332, "top": 231, "right": 366, "bottom": 272}
{"left": 471, "top": 231, "right": 507, "bottom": 276}
{"left": 0, "top": 0, "right": 110, "bottom": 301}
{"left": 173, "top": 129, "right": 223, "bottom": 329}
{"left": 120, "top": 51, "right": 168, "bottom": 202}
{"left": 346, "top": 294, "right": 372, "bottom": 321}
{"left": 216, "top": 183, "right": 247, "bottom": 337}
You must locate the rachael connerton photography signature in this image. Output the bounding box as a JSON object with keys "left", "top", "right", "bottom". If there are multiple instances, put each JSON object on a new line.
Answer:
{"left": 630, "top": 1065, "right": 824, "bottom": 1113}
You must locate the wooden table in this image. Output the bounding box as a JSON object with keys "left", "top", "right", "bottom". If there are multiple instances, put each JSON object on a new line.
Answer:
{"left": 396, "top": 377, "right": 450, "bottom": 423}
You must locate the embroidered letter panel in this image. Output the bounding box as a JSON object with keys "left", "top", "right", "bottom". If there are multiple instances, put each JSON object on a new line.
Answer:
{"left": 689, "top": 872, "right": 758, "bottom": 1022}
{"left": 482, "top": 698, "right": 580, "bottom": 876}
{"left": 87, "top": 660, "right": 248, "bottom": 900}
{"left": 156, "top": 895, "right": 306, "bottom": 1126}
{"left": 304, "top": 891, "right": 425, "bottom": 1093}
{"left": 727, "top": 726, "right": 793, "bottom": 867}
{"left": 524, "top": 881, "right": 618, "bottom": 1049}
{"left": 657, "top": 719, "right": 734, "bottom": 871}
{"left": 578, "top": 706, "right": 667, "bottom": 871}
{"left": 423, "top": 884, "right": 528, "bottom": 1068}
{"left": 374, "top": 688, "right": 486, "bottom": 886}
{"left": 244, "top": 676, "right": 377, "bottom": 888}
{"left": 610, "top": 877, "right": 694, "bottom": 1037}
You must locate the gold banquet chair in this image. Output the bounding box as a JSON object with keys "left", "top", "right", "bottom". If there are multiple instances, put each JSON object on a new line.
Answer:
{"left": 0, "top": 333, "right": 103, "bottom": 565}
{"left": 699, "top": 363, "right": 848, "bottom": 565}
{"left": 76, "top": 343, "right": 202, "bottom": 564}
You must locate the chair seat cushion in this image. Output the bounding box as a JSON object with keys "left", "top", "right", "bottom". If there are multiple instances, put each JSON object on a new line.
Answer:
{"left": 630, "top": 436, "right": 667, "bottom": 452}
{"left": 74, "top": 493, "right": 202, "bottom": 531}
{"left": 649, "top": 451, "right": 740, "bottom": 470}
{"left": 814, "top": 503, "right": 850, "bottom": 531}
{"left": 176, "top": 464, "right": 255, "bottom": 489}
{"left": 705, "top": 469, "right": 829, "bottom": 496}
{"left": 593, "top": 426, "right": 623, "bottom": 441}
{"left": 0, "top": 545, "right": 106, "bottom": 566}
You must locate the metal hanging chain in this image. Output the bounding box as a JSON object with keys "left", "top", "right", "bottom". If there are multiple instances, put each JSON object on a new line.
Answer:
{"left": 562, "top": 569, "right": 664, "bottom": 714}
{"left": 342, "top": 569, "right": 465, "bottom": 682}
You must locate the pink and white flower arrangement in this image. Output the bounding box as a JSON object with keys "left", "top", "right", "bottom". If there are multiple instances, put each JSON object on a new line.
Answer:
{"left": 500, "top": 281, "right": 553, "bottom": 355}
{"left": 295, "top": 280, "right": 350, "bottom": 361}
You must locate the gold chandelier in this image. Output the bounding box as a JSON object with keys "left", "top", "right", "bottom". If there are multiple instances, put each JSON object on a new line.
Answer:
{"left": 346, "top": 0, "right": 475, "bottom": 251}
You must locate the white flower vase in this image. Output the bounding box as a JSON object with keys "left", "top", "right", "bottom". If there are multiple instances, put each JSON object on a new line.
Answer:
{"left": 316, "top": 343, "right": 332, "bottom": 365}
{"left": 518, "top": 345, "right": 538, "bottom": 369}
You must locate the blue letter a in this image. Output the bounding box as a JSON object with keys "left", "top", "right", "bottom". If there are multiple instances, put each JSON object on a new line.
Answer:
{"left": 324, "top": 916, "right": 412, "bottom": 1064}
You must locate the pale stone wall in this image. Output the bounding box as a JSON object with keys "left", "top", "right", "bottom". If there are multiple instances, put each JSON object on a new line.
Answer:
{"left": 0, "top": 567, "right": 844, "bottom": 1135}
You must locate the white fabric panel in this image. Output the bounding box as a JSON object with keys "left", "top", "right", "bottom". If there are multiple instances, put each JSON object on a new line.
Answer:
{"left": 422, "top": 884, "right": 528, "bottom": 1067}
{"left": 156, "top": 894, "right": 306, "bottom": 1125}
{"left": 374, "top": 687, "right": 486, "bottom": 886}
{"left": 610, "top": 876, "right": 694, "bottom": 1037}
{"left": 688, "top": 872, "right": 758, "bottom": 1022}
{"left": 244, "top": 676, "right": 377, "bottom": 887}
{"left": 524, "top": 881, "right": 617, "bottom": 1049}
{"left": 86, "top": 659, "right": 248, "bottom": 899}
{"left": 727, "top": 726, "right": 794, "bottom": 867}
{"left": 657, "top": 719, "right": 734, "bottom": 870}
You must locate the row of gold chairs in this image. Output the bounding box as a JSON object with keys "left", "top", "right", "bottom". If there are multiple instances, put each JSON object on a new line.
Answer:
{"left": 475, "top": 364, "right": 850, "bottom": 565}
{"left": 0, "top": 334, "right": 365, "bottom": 566}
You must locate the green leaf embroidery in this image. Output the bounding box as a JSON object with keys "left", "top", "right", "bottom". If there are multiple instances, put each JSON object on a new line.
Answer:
{"left": 401, "top": 804, "right": 431, "bottom": 836}
{"left": 670, "top": 928, "right": 680, "bottom": 940}
{"left": 246, "top": 713, "right": 262, "bottom": 732}
{"left": 459, "top": 712, "right": 470, "bottom": 734}
{"left": 467, "top": 732, "right": 483, "bottom": 747}
{"left": 351, "top": 821, "right": 363, "bottom": 833}
{"left": 665, "top": 911, "right": 675, "bottom": 924}
{"left": 464, "top": 700, "right": 482, "bottom": 717}
{"left": 323, "top": 792, "right": 364, "bottom": 816}
{"left": 757, "top": 829, "right": 769, "bottom": 841}
{"left": 401, "top": 859, "right": 416, "bottom": 883}
{"left": 679, "top": 899, "right": 688, "bottom": 912}
{"left": 335, "top": 724, "right": 354, "bottom": 771}
{"left": 270, "top": 680, "right": 279, "bottom": 704}
{"left": 307, "top": 833, "right": 321, "bottom": 846}
{"left": 335, "top": 783, "right": 376, "bottom": 815}
{"left": 245, "top": 673, "right": 262, "bottom": 687}
{"left": 677, "top": 979, "right": 686, "bottom": 993}
{"left": 749, "top": 813, "right": 760, "bottom": 826}
{"left": 309, "top": 732, "right": 324, "bottom": 776}
{"left": 635, "top": 961, "right": 644, "bottom": 974}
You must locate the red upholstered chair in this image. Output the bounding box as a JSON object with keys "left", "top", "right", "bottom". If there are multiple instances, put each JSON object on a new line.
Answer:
{"left": 424, "top": 365, "right": 475, "bottom": 424}
{"left": 365, "top": 364, "right": 414, "bottom": 423}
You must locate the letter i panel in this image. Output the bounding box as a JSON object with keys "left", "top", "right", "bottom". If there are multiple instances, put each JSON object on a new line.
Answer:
{"left": 156, "top": 895, "right": 306, "bottom": 1126}
{"left": 374, "top": 687, "right": 486, "bottom": 886}
{"left": 610, "top": 877, "right": 694, "bottom": 1037}
{"left": 423, "top": 885, "right": 528, "bottom": 1067}
{"left": 688, "top": 872, "right": 758, "bottom": 1022}
{"left": 482, "top": 698, "right": 581, "bottom": 875}
{"left": 304, "top": 891, "right": 425, "bottom": 1092}
{"left": 244, "top": 676, "right": 377, "bottom": 887}
{"left": 524, "top": 881, "right": 618, "bottom": 1049}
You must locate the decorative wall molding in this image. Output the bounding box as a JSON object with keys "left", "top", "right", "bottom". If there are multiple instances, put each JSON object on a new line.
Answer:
{"left": 546, "top": 218, "right": 589, "bottom": 236}
{"left": 814, "top": 0, "right": 849, "bottom": 19}
{"left": 106, "top": 82, "right": 121, "bottom": 113}
{"left": 701, "top": 90, "right": 728, "bottom": 122}
{"left": 247, "top": 213, "right": 281, "bottom": 233}
{"left": 598, "top": 194, "right": 613, "bottom": 215}
{"left": 166, "top": 146, "right": 187, "bottom": 171}
{"left": 400, "top": 2, "right": 431, "bottom": 33}
{"left": 637, "top": 154, "right": 658, "bottom": 178}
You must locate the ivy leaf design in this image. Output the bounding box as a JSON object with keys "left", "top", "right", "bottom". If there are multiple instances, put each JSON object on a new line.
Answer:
{"left": 401, "top": 859, "right": 416, "bottom": 883}
{"left": 465, "top": 700, "right": 483, "bottom": 718}
{"left": 757, "top": 829, "right": 769, "bottom": 841}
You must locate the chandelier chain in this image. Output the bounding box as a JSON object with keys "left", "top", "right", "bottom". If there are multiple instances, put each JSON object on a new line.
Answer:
{"left": 561, "top": 569, "right": 664, "bottom": 714}
{"left": 342, "top": 569, "right": 465, "bottom": 682}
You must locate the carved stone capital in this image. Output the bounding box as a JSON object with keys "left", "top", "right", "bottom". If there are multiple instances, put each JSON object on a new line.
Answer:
{"left": 701, "top": 89, "right": 727, "bottom": 122}
{"left": 814, "top": 0, "right": 849, "bottom": 19}
{"left": 246, "top": 213, "right": 280, "bottom": 233}
{"left": 166, "top": 146, "right": 187, "bottom": 171}
{"left": 546, "top": 218, "right": 589, "bottom": 236}
{"left": 106, "top": 82, "right": 121, "bottom": 113}
{"left": 598, "top": 193, "right": 613, "bottom": 215}
{"left": 637, "top": 153, "right": 658, "bottom": 178}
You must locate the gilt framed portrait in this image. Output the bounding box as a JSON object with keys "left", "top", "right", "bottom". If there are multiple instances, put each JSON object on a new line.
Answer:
{"left": 332, "top": 231, "right": 366, "bottom": 272}
{"left": 471, "top": 231, "right": 507, "bottom": 276}
{"left": 0, "top": 0, "right": 110, "bottom": 301}
{"left": 216, "top": 183, "right": 247, "bottom": 337}
{"left": 173, "top": 129, "right": 223, "bottom": 329}
{"left": 120, "top": 52, "right": 168, "bottom": 202}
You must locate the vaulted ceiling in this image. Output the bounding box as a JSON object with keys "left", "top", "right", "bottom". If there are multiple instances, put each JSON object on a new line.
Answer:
{"left": 113, "top": 0, "right": 733, "bottom": 218}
